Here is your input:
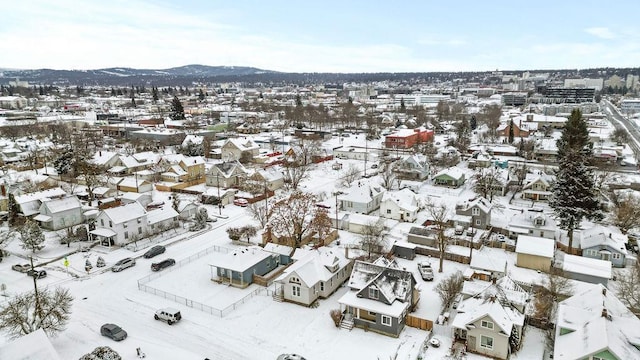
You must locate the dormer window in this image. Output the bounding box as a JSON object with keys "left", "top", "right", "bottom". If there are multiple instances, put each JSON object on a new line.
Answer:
{"left": 534, "top": 217, "right": 545, "bottom": 226}
{"left": 369, "top": 287, "right": 379, "bottom": 299}
{"left": 472, "top": 208, "right": 480, "bottom": 216}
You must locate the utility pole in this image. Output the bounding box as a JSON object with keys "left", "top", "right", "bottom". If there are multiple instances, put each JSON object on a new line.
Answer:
{"left": 216, "top": 172, "right": 221, "bottom": 215}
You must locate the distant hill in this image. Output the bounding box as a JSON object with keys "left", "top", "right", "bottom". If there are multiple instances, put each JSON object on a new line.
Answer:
{"left": 0, "top": 64, "right": 277, "bottom": 86}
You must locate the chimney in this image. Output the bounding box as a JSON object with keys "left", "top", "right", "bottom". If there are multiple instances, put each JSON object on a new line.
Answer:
{"left": 344, "top": 246, "right": 349, "bottom": 259}
{"left": 526, "top": 114, "right": 533, "bottom": 122}
{"left": 602, "top": 287, "right": 607, "bottom": 296}
{"left": 601, "top": 308, "right": 609, "bottom": 319}
{"left": 99, "top": 151, "right": 102, "bottom": 157}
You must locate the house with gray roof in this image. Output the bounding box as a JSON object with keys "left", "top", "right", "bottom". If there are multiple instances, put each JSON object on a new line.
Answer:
{"left": 338, "top": 257, "right": 419, "bottom": 337}
{"left": 455, "top": 196, "right": 492, "bottom": 229}
{"left": 579, "top": 226, "right": 628, "bottom": 268}
{"left": 506, "top": 208, "right": 557, "bottom": 240}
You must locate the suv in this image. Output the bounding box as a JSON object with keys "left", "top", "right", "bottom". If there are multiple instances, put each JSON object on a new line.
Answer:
{"left": 112, "top": 257, "right": 136, "bottom": 272}
{"left": 418, "top": 261, "right": 434, "bottom": 281}
{"left": 154, "top": 308, "right": 182, "bottom": 325}
{"left": 144, "top": 245, "right": 166, "bottom": 259}
{"left": 151, "top": 258, "right": 176, "bottom": 272}
{"left": 100, "top": 323, "right": 127, "bottom": 341}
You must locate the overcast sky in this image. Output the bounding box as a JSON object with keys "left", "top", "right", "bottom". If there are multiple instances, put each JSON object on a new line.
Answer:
{"left": 2, "top": 0, "right": 639, "bottom": 73}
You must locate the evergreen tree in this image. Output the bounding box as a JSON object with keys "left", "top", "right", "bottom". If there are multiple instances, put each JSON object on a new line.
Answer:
{"left": 550, "top": 109, "right": 603, "bottom": 253}
{"left": 152, "top": 87, "right": 159, "bottom": 103}
{"left": 170, "top": 96, "right": 185, "bottom": 120}
{"left": 198, "top": 89, "right": 205, "bottom": 102}
{"left": 400, "top": 98, "right": 406, "bottom": 113}
{"left": 470, "top": 115, "right": 477, "bottom": 130}
{"left": 508, "top": 119, "right": 514, "bottom": 143}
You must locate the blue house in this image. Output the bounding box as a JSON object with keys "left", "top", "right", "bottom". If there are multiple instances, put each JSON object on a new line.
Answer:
{"left": 209, "top": 246, "right": 280, "bottom": 288}
{"left": 579, "top": 226, "right": 628, "bottom": 268}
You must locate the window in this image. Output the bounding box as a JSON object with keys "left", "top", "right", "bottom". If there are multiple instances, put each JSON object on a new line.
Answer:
{"left": 472, "top": 208, "right": 480, "bottom": 216}
{"left": 320, "top": 282, "right": 325, "bottom": 292}
{"left": 292, "top": 286, "right": 300, "bottom": 297}
{"left": 475, "top": 219, "right": 481, "bottom": 226}
{"left": 369, "top": 287, "right": 379, "bottom": 299}
{"left": 109, "top": 221, "right": 113, "bottom": 227}
{"left": 534, "top": 218, "right": 545, "bottom": 226}
{"left": 386, "top": 209, "right": 391, "bottom": 214}
{"left": 381, "top": 315, "right": 392, "bottom": 326}
{"left": 138, "top": 227, "right": 142, "bottom": 235}
{"left": 100, "top": 219, "right": 104, "bottom": 226}
{"left": 124, "top": 231, "right": 128, "bottom": 239}
{"left": 137, "top": 218, "right": 142, "bottom": 224}
{"left": 613, "top": 253, "right": 621, "bottom": 259}
{"left": 480, "top": 335, "right": 493, "bottom": 350}
{"left": 123, "top": 223, "right": 128, "bottom": 228}
{"left": 481, "top": 320, "right": 494, "bottom": 329}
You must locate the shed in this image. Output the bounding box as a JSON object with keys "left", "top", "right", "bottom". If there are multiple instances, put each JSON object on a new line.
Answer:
{"left": 562, "top": 254, "right": 611, "bottom": 286}
{"left": 515, "top": 235, "right": 554, "bottom": 271}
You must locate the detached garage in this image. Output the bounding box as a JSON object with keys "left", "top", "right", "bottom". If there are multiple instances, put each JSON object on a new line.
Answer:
{"left": 515, "top": 235, "right": 555, "bottom": 271}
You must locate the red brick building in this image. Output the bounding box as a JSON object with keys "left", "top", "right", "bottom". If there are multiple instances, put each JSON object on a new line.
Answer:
{"left": 384, "top": 128, "right": 434, "bottom": 149}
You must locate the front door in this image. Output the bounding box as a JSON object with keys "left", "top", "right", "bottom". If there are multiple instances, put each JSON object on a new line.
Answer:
{"left": 467, "top": 335, "right": 476, "bottom": 351}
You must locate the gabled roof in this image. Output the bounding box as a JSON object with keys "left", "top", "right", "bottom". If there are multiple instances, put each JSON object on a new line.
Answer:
{"left": 461, "top": 277, "right": 530, "bottom": 310}
{"left": 40, "top": 196, "right": 82, "bottom": 214}
{"left": 554, "top": 284, "right": 640, "bottom": 360}
{"left": 347, "top": 258, "right": 414, "bottom": 304}
{"left": 0, "top": 328, "right": 61, "bottom": 360}
{"left": 209, "top": 246, "right": 272, "bottom": 272}
{"left": 523, "top": 172, "right": 554, "bottom": 189}
{"left": 275, "top": 247, "right": 350, "bottom": 287}
{"left": 101, "top": 202, "right": 146, "bottom": 224}
{"left": 562, "top": 254, "right": 612, "bottom": 279}
{"left": 457, "top": 196, "right": 492, "bottom": 214}
{"left": 146, "top": 206, "right": 179, "bottom": 225}
{"left": 470, "top": 254, "right": 507, "bottom": 274}
{"left": 515, "top": 235, "right": 555, "bottom": 258}
{"left": 452, "top": 295, "right": 525, "bottom": 335}
{"left": 381, "top": 188, "right": 418, "bottom": 212}
{"left": 338, "top": 181, "right": 384, "bottom": 204}
{"left": 579, "top": 225, "right": 628, "bottom": 254}
{"left": 433, "top": 167, "right": 465, "bottom": 181}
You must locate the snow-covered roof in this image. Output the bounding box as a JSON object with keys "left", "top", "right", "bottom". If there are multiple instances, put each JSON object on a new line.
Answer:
{"left": 338, "top": 181, "right": 384, "bottom": 204}
{"left": 263, "top": 242, "right": 293, "bottom": 257}
{"left": 40, "top": 196, "right": 82, "bottom": 214}
{"left": 101, "top": 202, "right": 146, "bottom": 224}
{"left": 515, "top": 235, "right": 555, "bottom": 258}
{"left": 562, "top": 254, "right": 612, "bottom": 279}
{"left": 338, "top": 290, "right": 409, "bottom": 317}
{"left": 0, "top": 328, "right": 61, "bottom": 360}
{"left": 275, "top": 247, "right": 350, "bottom": 287}
{"left": 433, "top": 167, "right": 465, "bottom": 180}
{"left": 209, "top": 246, "right": 273, "bottom": 272}
{"left": 381, "top": 188, "right": 418, "bottom": 212}
{"left": 470, "top": 253, "right": 507, "bottom": 274}
{"left": 554, "top": 284, "right": 640, "bottom": 360}
{"left": 146, "top": 206, "right": 179, "bottom": 225}
{"left": 579, "top": 225, "right": 628, "bottom": 254}
{"left": 14, "top": 187, "right": 66, "bottom": 205}
{"left": 452, "top": 295, "right": 525, "bottom": 335}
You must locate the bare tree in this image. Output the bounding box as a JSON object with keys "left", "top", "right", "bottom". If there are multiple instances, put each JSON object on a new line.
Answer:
{"left": 247, "top": 202, "right": 269, "bottom": 228}
{"left": 481, "top": 104, "right": 502, "bottom": 142}
{"left": 610, "top": 127, "right": 630, "bottom": 145}
{"left": 611, "top": 194, "right": 640, "bottom": 234}
{"left": 379, "top": 162, "right": 396, "bottom": 191}
{"left": 19, "top": 220, "right": 45, "bottom": 253}
{"left": 341, "top": 164, "right": 361, "bottom": 187}
{"left": 616, "top": 260, "right": 640, "bottom": 315}
{"left": 267, "top": 191, "right": 319, "bottom": 248}
{"left": 435, "top": 271, "right": 464, "bottom": 310}
{"left": 359, "top": 221, "right": 386, "bottom": 259}
{"left": 282, "top": 161, "right": 309, "bottom": 191}
{"left": 310, "top": 207, "right": 334, "bottom": 246}
{"left": 425, "top": 201, "right": 451, "bottom": 273}
{"left": 0, "top": 287, "right": 73, "bottom": 339}
{"left": 532, "top": 267, "right": 573, "bottom": 323}
{"left": 473, "top": 167, "right": 501, "bottom": 202}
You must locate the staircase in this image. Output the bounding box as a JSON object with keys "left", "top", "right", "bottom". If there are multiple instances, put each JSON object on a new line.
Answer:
{"left": 272, "top": 290, "right": 284, "bottom": 302}
{"left": 340, "top": 314, "right": 354, "bottom": 330}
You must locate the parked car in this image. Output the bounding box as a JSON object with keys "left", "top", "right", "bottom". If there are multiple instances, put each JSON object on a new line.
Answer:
{"left": 111, "top": 257, "right": 136, "bottom": 272}
{"left": 452, "top": 294, "right": 463, "bottom": 309}
{"left": 144, "top": 245, "right": 166, "bottom": 259}
{"left": 100, "top": 323, "right": 127, "bottom": 341}
{"left": 151, "top": 258, "right": 176, "bottom": 272}
{"left": 154, "top": 307, "right": 182, "bottom": 325}
{"left": 233, "top": 198, "right": 249, "bottom": 207}
{"left": 11, "top": 264, "right": 31, "bottom": 273}
{"left": 277, "top": 354, "right": 307, "bottom": 360}
{"left": 27, "top": 269, "right": 47, "bottom": 279}
{"left": 418, "top": 261, "right": 434, "bottom": 281}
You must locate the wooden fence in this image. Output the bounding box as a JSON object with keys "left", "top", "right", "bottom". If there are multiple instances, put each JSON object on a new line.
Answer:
{"left": 413, "top": 246, "right": 471, "bottom": 265}
{"left": 406, "top": 314, "right": 433, "bottom": 331}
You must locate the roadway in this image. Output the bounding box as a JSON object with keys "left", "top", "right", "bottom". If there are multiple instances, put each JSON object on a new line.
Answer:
{"left": 602, "top": 99, "right": 640, "bottom": 158}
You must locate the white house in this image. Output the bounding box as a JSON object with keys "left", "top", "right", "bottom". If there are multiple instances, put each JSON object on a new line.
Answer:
{"left": 379, "top": 188, "right": 419, "bottom": 222}
{"left": 146, "top": 206, "right": 180, "bottom": 234}
{"left": 274, "top": 247, "right": 353, "bottom": 306}
{"left": 34, "top": 196, "right": 84, "bottom": 231}
{"left": 337, "top": 181, "right": 385, "bottom": 214}
{"left": 91, "top": 202, "right": 148, "bottom": 246}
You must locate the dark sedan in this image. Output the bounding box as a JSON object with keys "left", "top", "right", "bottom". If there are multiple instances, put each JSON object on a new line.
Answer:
{"left": 144, "top": 245, "right": 166, "bottom": 259}
{"left": 151, "top": 258, "right": 176, "bottom": 272}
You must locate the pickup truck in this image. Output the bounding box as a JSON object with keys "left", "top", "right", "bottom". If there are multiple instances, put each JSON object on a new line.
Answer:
{"left": 418, "top": 261, "right": 434, "bottom": 281}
